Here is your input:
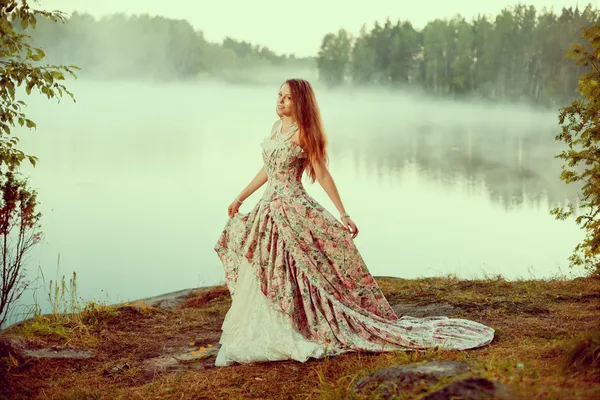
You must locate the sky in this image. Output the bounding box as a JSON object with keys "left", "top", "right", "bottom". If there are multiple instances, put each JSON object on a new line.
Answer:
{"left": 41, "top": 0, "right": 596, "bottom": 57}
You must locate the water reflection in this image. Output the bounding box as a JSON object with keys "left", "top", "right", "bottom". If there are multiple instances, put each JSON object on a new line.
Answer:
{"left": 330, "top": 112, "right": 579, "bottom": 212}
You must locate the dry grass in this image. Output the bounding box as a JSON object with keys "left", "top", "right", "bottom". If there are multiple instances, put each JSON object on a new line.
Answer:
{"left": 563, "top": 329, "right": 600, "bottom": 372}
{"left": 1, "top": 275, "right": 599, "bottom": 399}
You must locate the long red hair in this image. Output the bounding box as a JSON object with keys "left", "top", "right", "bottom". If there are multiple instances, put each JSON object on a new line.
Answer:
{"left": 283, "top": 79, "right": 328, "bottom": 183}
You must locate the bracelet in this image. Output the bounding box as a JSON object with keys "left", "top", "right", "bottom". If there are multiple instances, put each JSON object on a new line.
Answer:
{"left": 340, "top": 212, "right": 350, "bottom": 219}
{"left": 236, "top": 198, "right": 243, "bottom": 204}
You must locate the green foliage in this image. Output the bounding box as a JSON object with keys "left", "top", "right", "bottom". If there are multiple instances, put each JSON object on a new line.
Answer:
{"left": 373, "top": 19, "right": 421, "bottom": 86}
{"left": 222, "top": 37, "right": 286, "bottom": 64}
{"left": 350, "top": 25, "right": 378, "bottom": 85}
{"left": 317, "top": 29, "right": 353, "bottom": 87}
{"left": 551, "top": 24, "right": 600, "bottom": 274}
{"left": 0, "top": 167, "right": 42, "bottom": 327}
{"left": 0, "top": 0, "right": 78, "bottom": 169}
{"left": 24, "top": 12, "right": 313, "bottom": 80}
{"left": 316, "top": 4, "right": 600, "bottom": 106}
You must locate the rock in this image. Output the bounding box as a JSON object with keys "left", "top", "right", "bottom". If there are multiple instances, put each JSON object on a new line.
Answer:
{"left": 392, "top": 302, "right": 462, "bottom": 318}
{"left": 0, "top": 336, "right": 27, "bottom": 362}
{"left": 354, "top": 361, "right": 470, "bottom": 397}
{"left": 140, "top": 345, "right": 220, "bottom": 374}
{"left": 424, "top": 377, "right": 516, "bottom": 400}
{"left": 132, "top": 288, "right": 198, "bottom": 310}
{"left": 0, "top": 335, "right": 92, "bottom": 361}
{"left": 355, "top": 362, "right": 517, "bottom": 399}
{"left": 22, "top": 348, "right": 92, "bottom": 359}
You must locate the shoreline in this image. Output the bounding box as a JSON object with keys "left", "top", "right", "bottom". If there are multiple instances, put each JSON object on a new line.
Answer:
{"left": 2, "top": 270, "right": 591, "bottom": 333}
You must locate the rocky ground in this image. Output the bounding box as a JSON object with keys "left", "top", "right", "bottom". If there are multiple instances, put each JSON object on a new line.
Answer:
{"left": 0, "top": 275, "right": 599, "bottom": 399}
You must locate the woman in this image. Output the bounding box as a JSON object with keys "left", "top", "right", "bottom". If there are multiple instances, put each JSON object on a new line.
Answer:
{"left": 214, "top": 79, "right": 494, "bottom": 367}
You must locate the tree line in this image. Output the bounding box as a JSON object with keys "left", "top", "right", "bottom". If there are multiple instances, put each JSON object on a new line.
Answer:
{"left": 317, "top": 4, "right": 600, "bottom": 107}
{"left": 20, "top": 12, "right": 314, "bottom": 80}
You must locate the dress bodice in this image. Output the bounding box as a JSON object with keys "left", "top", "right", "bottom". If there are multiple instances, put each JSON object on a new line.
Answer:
{"left": 260, "top": 121, "right": 308, "bottom": 201}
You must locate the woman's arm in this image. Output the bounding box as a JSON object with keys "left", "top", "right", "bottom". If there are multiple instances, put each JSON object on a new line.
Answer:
{"left": 237, "top": 120, "right": 278, "bottom": 202}
{"left": 313, "top": 160, "right": 346, "bottom": 216}
{"left": 236, "top": 167, "right": 268, "bottom": 203}
{"left": 312, "top": 159, "right": 359, "bottom": 238}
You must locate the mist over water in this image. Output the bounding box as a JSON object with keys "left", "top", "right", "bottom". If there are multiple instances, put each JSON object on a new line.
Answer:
{"left": 7, "top": 77, "right": 583, "bottom": 325}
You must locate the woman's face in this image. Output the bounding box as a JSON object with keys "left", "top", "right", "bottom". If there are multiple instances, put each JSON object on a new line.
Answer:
{"left": 276, "top": 83, "right": 294, "bottom": 119}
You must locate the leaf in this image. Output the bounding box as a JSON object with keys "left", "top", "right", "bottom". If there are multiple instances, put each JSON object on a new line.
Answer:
{"left": 25, "top": 81, "right": 35, "bottom": 95}
{"left": 18, "top": 118, "right": 24, "bottom": 127}
{"left": 7, "top": 82, "right": 15, "bottom": 100}
{"left": 25, "top": 120, "right": 36, "bottom": 129}
{"left": 50, "top": 71, "right": 65, "bottom": 80}
{"left": 38, "top": 48, "right": 46, "bottom": 58}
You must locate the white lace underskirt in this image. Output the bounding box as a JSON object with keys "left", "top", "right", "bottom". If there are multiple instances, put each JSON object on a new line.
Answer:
{"left": 215, "top": 257, "right": 349, "bottom": 367}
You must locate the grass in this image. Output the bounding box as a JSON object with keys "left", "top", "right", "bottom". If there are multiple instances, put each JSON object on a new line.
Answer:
{"left": 0, "top": 272, "right": 599, "bottom": 399}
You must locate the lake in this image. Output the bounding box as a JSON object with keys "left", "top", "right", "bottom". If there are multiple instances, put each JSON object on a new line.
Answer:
{"left": 6, "top": 79, "right": 584, "bottom": 326}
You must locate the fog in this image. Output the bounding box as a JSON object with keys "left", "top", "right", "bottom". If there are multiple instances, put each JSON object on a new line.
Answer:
{"left": 2, "top": 73, "right": 584, "bottom": 327}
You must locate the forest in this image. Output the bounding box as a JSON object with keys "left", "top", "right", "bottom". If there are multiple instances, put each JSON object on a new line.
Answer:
{"left": 318, "top": 4, "right": 600, "bottom": 107}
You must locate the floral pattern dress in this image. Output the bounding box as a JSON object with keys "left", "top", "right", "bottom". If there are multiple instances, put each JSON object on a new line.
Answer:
{"left": 213, "top": 120, "right": 494, "bottom": 366}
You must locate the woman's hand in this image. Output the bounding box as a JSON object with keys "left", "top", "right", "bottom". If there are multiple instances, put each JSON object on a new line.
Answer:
{"left": 228, "top": 199, "right": 241, "bottom": 218}
{"left": 342, "top": 216, "right": 359, "bottom": 239}
{"left": 227, "top": 168, "right": 268, "bottom": 218}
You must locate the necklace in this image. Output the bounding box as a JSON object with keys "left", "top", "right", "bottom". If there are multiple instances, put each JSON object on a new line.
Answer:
{"left": 278, "top": 121, "right": 298, "bottom": 138}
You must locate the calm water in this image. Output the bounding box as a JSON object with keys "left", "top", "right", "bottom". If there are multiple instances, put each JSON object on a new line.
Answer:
{"left": 7, "top": 80, "right": 583, "bottom": 325}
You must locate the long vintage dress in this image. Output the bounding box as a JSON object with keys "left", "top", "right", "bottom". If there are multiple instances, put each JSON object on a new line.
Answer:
{"left": 214, "top": 121, "right": 494, "bottom": 367}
